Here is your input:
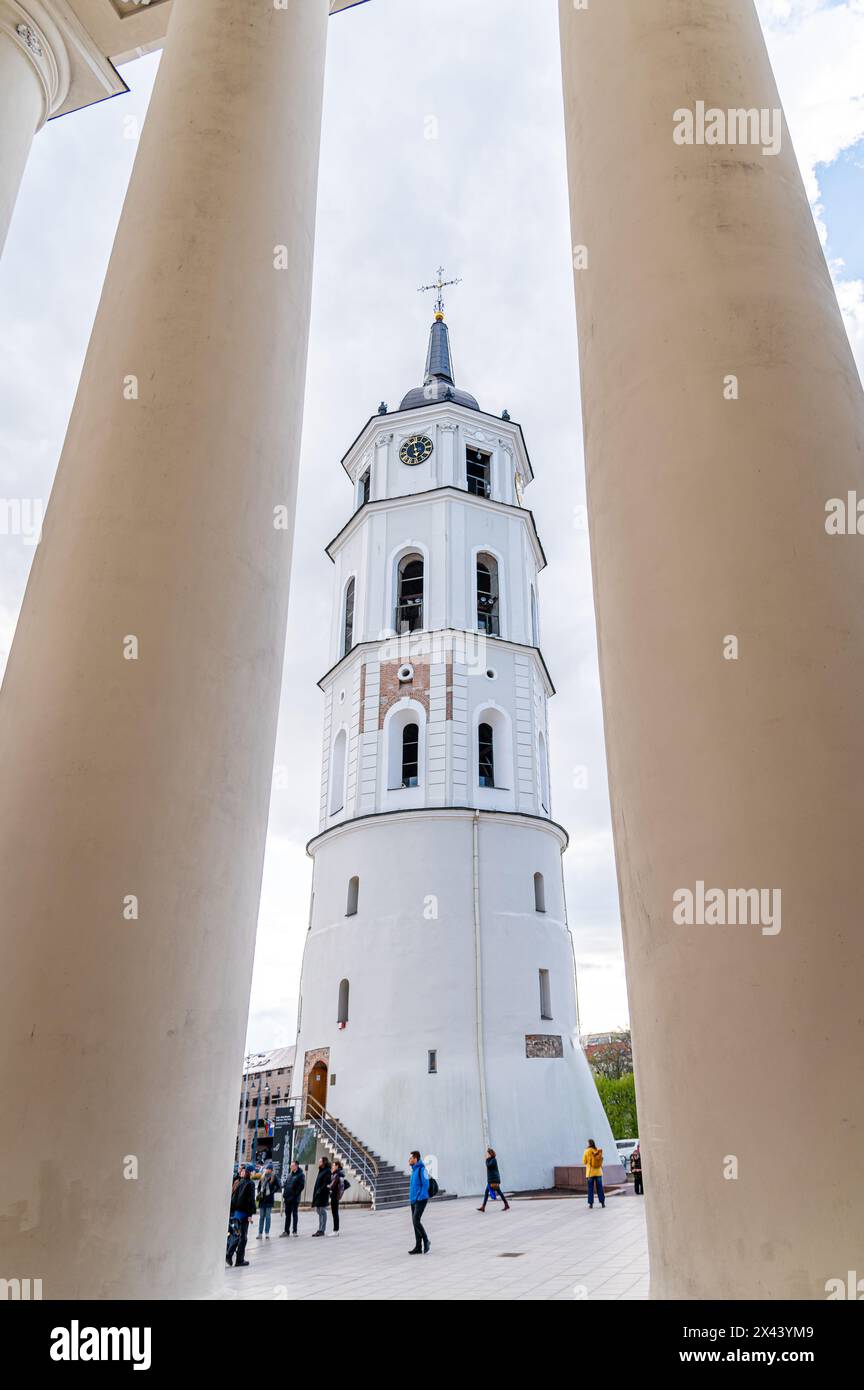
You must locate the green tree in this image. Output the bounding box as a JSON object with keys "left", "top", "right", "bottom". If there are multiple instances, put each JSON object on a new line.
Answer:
{"left": 587, "top": 1030, "right": 632, "bottom": 1079}
{"left": 595, "top": 1072, "right": 638, "bottom": 1140}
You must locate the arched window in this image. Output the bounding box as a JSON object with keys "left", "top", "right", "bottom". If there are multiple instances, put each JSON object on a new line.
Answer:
{"left": 534, "top": 872, "right": 546, "bottom": 913}
{"left": 401, "top": 723, "right": 419, "bottom": 787}
{"left": 396, "top": 553, "right": 424, "bottom": 633}
{"left": 386, "top": 703, "right": 425, "bottom": 793}
{"left": 342, "top": 577, "right": 355, "bottom": 657}
{"left": 476, "top": 553, "right": 500, "bottom": 636}
{"left": 538, "top": 731, "right": 550, "bottom": 813}
{"left": 346, "top": 876, "right": 359, "bottom": 916}
{"left": 337, "top": 979, "right": 349, "bottom": 1027}
{"left": 478, "top": 722, "right": 495, "bottom": 788}
{"left": 329, "top": 729, "right": 347, "bottom": 815}
{"left": 531, "top": 587, "right": 539, "bottom": 646}
{"left": 475, "top": 707, "right": 513, "bottom": 793}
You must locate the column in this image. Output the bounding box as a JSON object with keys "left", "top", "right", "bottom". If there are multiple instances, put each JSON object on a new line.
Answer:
{"left": 0, "top": 0, "right": 330, "bottom": 1299}
{"left": 0, "top": 3, "right": 67, "bottom": 254}
{"left": 559, "top": 0, "right": 864, "bottom": 1298}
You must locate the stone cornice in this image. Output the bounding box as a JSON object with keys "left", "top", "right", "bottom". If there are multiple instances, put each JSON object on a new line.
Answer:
{"left": 307, "top": 805, "right": 569, "bottom": 858}
{"left": 325, "top": 485, "right": 548, "bottom": 574}
{"left": 316, "top": 629, "right": 557, "bottom": 699}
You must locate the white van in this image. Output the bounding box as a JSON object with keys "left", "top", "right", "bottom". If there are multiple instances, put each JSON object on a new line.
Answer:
{"left": 616, "top": 1138, "right": 639, "bottom": 1175}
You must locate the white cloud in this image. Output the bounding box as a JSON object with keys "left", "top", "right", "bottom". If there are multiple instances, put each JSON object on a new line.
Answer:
{"left": 758, "top": 0, "right": 864, "bottom": 372}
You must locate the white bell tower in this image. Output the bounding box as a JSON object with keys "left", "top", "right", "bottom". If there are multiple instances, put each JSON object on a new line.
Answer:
{"left": 293, "top": 293, "right": 621, "bottom": 1197}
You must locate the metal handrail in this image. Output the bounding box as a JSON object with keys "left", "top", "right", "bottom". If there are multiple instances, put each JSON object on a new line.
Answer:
{"left": 299, "top": 1095, "right": 380, "bottom": 1197}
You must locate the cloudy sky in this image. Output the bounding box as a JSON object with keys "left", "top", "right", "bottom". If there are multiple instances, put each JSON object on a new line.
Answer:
{"left": 1, "top": 0, "right": 862, "bottom": 1049}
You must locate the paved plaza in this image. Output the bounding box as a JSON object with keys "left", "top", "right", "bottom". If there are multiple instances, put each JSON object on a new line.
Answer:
{"left": 220, "top": 1190, "right": 650, "bottom": 1301}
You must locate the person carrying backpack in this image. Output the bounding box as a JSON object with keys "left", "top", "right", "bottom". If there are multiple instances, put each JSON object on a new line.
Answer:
{"left": 477, "top": 1146, "right": 511, "bottom": 1212}
{"left": 583, "top": 1138, "right": 606, "bottom": 1209}
{"left": 408, "top": 1150, "right": 434, "bottom": 1254}
{"left": 227, "top": 1164, "right": 257, "bottom": 1266}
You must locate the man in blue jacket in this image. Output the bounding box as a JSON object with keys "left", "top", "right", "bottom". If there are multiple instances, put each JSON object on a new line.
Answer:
{"left": 408, "top": 1150, "right": 431, "bottom": 1254}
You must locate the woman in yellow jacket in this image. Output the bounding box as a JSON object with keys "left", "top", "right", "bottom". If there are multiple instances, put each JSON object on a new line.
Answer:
{"left": 582, "top": 1139, "right": 606, "bottom": 1209}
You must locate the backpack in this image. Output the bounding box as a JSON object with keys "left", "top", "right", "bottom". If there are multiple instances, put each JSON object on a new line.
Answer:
{"left": 427, "top": 1174, "right": 439, "bottom": 1199}
{"left": 226, "top": 1219, "right": 240, "bottom": 1263}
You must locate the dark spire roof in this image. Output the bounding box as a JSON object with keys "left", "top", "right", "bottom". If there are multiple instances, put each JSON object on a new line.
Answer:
{"left": 399, "top": 313, "right": 480, "bottom": 413}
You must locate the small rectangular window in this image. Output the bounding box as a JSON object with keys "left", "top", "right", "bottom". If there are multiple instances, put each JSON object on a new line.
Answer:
{"left": 428, "top": 1050, "right": 438, "bottom": 1074}
{"left": 466, "top": 447, "right": 491, "bottom": 498}
{"left": 539, "top": 969, "right": 553, "bottom": 1021}
{"left": 358, "top": 470, "right": 370, "bottom": 507}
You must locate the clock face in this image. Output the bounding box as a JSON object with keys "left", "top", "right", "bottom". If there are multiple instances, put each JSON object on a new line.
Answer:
{"left": 400, "top": 434, "right": 434, "bottom": 467}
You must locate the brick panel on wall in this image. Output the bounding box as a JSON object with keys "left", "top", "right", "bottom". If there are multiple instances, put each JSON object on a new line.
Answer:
{"left": 378, "top": 660, "right": 430, "bottom": 727}
{"left": 525, "top": 1034, "right": 564, "bottom": 1059}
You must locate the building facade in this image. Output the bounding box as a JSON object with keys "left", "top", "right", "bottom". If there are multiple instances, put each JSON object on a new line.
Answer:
{"left": 234, "top": 1046, "right": 295, "bottom": 1165}
{"left": 293, "top": 308, "right": 621, "bottom": 1197}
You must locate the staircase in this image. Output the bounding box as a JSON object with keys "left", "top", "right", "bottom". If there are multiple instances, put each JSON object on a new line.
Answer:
{"left": 301, "top": 1097, "right": 453, "bottom": 1211}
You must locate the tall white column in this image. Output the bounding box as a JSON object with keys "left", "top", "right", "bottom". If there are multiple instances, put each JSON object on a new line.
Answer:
{"left": 0, "top": 3, "right": 68, "bottom": 253}
{"left": 559, "top": 0, "right": 864, "bottom": 1298}
{"left": 0, "top": 0, "right": 329, "bottom": 1299}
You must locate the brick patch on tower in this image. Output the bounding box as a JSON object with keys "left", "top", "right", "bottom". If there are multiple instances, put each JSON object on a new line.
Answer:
{"left": 378, "top": 659, "right": 430, "bottom": 728}
{"left": 525, "top": 1034, "right": 564, "bottom": 1059}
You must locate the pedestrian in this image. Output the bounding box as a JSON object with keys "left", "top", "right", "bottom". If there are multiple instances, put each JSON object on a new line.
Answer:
{"left": 310, "top": 1157, "right": 331, "bottom": 1236}
{"left": 256, "top": 1162, "right": 279, "bottom": 1239}
{"left": 280, "top": 1161, "right": 305, "bottom": 1237}
{"left": 583, "top": 1138, "right": 606, "bottom": 1209}
{"left": 477, "top": 1146, "right": 511, "bottom": 1212}
{"left": 631, "top": 1144, "right": 643, "bottom": 1196}
{"left": 329, "top": 1159, "right": 346, "bottom": 1235}
{"left": 228, "top": 1163, "right": 257, "bottom": 1267}
{"left": 408, "top": 1150, "right": 431, "bottom": 1255}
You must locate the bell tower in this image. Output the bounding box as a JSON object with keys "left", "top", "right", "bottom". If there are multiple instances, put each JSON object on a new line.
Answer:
{"left": 293, "top": 292, "right": 620, "bottom": 1197}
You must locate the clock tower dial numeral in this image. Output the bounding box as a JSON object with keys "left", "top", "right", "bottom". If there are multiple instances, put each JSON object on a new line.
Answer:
{"left": 399, "top": 434, "right": 434, "bottom": 467}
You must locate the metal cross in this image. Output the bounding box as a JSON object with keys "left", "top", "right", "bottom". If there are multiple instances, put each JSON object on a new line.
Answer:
{"left": 418, "top": 265, "right": 462, "bottom": 317}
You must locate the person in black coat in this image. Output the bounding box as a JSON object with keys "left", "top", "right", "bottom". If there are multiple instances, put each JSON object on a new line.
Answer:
{"left": 310, "top": 1157, "right": 331, "bottom": 1237}
{"left": 329, "top": 1160, "right": 347, "bottom": 1235}
{"left": 631, "top": 1145, "right": 643, "bottom": 1195}
{"left": 280, "top": 1161, "right": 306, "bottom": 1237}
{"left": 228, "top": 1164, "right": 257, "bottom": 1267}
{"left": 477, "top": 1147, "right": 511, "bottom": 1212}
